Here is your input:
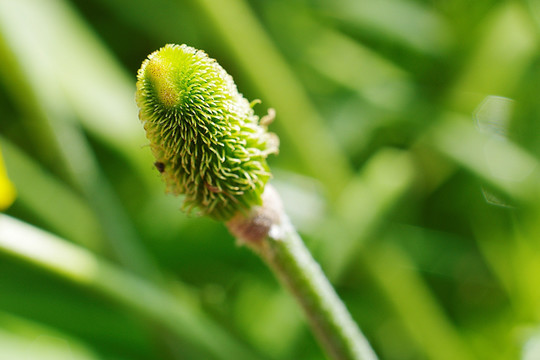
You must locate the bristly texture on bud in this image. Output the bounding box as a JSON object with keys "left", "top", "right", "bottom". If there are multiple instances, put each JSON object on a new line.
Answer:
{"left": 136, "top": 44, "right": 279, "bottom": 220}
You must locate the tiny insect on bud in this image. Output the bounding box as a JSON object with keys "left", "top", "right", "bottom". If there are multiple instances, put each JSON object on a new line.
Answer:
{"left": 136, "top": 44, "right": 279, "bottom": 220}
{"left": 154, "top": 161, "right": 165, "bottom": 173}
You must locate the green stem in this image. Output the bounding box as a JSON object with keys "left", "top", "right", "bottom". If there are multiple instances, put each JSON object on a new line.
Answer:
{"left": 229, "top": 187, "right": 377, "bottom": 360}
{"left": 264, "top": 219, "right": 377, "bottom": 360}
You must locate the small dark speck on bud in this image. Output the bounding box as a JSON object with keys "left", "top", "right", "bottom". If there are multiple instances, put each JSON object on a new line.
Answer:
{"left": 154, "top": 161, "right": 165, "bottom": 173}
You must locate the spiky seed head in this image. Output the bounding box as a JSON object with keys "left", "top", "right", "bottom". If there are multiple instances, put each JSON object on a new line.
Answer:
{"left": 136, "top": 44, "right": 279, "bottom": 220}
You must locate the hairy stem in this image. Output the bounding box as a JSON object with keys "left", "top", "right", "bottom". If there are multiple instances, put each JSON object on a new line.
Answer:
{"left": 228, "top": 186, "right": 377, "bottom": 360}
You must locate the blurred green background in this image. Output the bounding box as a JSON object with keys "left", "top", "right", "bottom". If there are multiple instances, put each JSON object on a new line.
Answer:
{"left": 1, "top": 0, "right": 540, "bottom": 359}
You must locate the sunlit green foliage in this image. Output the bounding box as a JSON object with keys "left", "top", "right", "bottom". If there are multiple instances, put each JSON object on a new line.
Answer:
{"left": 0, "top": 0, "right": 540, "bottom": 359}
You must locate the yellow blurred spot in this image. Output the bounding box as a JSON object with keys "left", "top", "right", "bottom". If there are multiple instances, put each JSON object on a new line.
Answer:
{"left": 0, "top": 148, "right": 16, "bottom": 210}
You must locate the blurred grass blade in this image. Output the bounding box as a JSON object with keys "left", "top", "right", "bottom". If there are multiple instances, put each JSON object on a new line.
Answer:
{"left": 474, "top": 95, "right": 515, "bottom": 207}
{"left": 0, "top": 0, "right": 140, "bottom": 147}
{"left": 472, "top": 212, "right": 538, "bottom": 320}
{"left": 0, "top": 137, "right": 102, "bottom": 251}
{"left": 320, "top": 149, "right": 415, "bottom": 279}
{"left": 0, "top": 0, "right": 155, "bottom": 184}
{"left": 363, "top": 241, "right": 475, "bottom": 360}
{"left": 234, "top": 281, "right": 303, "bottom": 358}
{"left": 323, "top": 0, "right": 452, "bottom": 55}
{"left": 87, "top": 0, "right": 202, "bottom": 46}
{"left": 318, "top": 149, "right": 475, "bottom": 359}
{"left": 0, "top": 329, "right": 99, "bottom": 360}
{"left": 428, "top": 115, "right": 540, "bottom": 205}
{"left": 0, "top": 214, "right": 264, "bottom": 360}
{"left": 449, "top": 2, "right": 538, "bottom": 113}
{"left": 0, "top": 28, "right": 70, "bottom": 181}
{"left": 0, "top": 0, "right": 160, "bottom": 278}
{"left": 0, "top": 312, "right": 102, "bottom": 360}
{"left": 304, "top": 27, "right": 413, "bottom": 110}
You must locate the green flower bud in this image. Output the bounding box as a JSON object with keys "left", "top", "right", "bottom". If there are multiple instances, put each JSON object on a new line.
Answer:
{"left": 136, "top": 44, "right": 278, "bottom": 220}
